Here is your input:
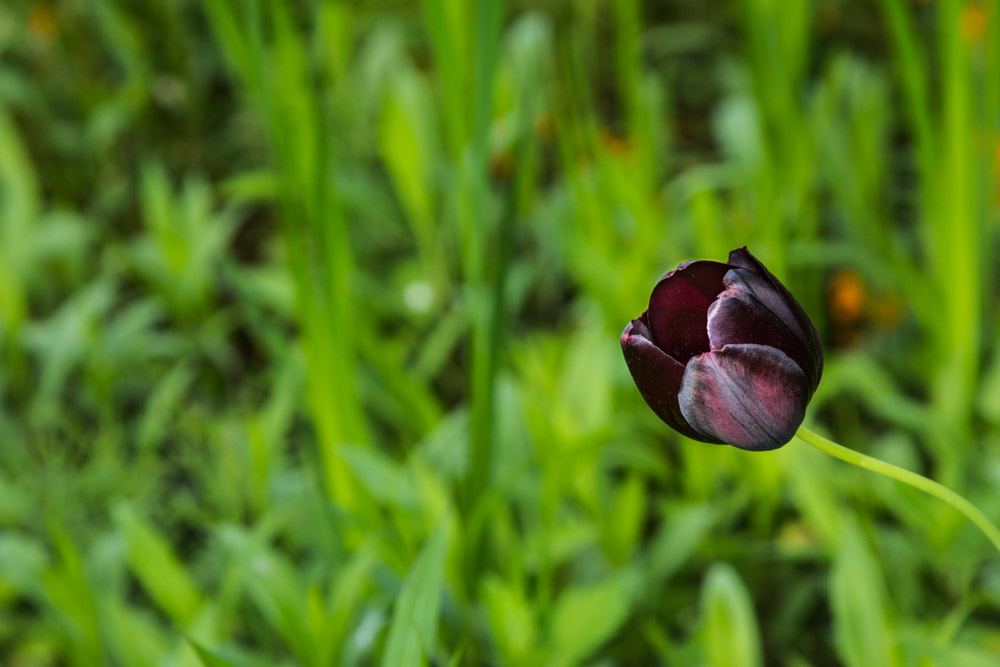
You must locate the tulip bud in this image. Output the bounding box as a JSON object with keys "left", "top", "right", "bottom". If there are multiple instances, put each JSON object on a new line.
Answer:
{"left": 621, "top": 247, "right": 823, "bottom": 451}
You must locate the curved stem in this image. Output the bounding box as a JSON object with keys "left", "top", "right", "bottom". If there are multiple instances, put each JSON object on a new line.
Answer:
{"left": 796, "top": 426, "right": 1000, "bottom": 555}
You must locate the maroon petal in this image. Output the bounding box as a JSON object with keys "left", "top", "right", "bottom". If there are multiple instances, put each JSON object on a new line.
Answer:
{"left": 621, "top": 317, "right": 720, "bottom": 442}
{"left": 678, "top": 344, "right": 808, "bottom": 451}
{"left": 707, "top": 277, "right": 817, "bottom": 392}
{"left": 646, "top": 260, "right": 732, "bottom": 362}
{"left": 726, "top": 247, "right": 823, "bottom": 390}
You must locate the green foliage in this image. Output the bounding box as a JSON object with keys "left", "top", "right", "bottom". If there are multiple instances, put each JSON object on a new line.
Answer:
{"left": 382, "top": 525, "right": 447, "bottom": 667}
{"left": 1, "top": 0, "right": 999, "bottom": 665}
{"left": 115, "top": 504, "right": 204, "bottom": 627}
{"left": 830, "top": 521, "right": 901, "bottom": 667}
{"left": 701, "top": 564, "right": 763, "bottom": 667}
{"left": 548, "top": 568, "right": 639, "bottom": 666}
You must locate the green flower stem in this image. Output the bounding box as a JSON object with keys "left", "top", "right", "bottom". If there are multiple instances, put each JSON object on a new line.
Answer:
{"left": 795, "top": 426, "right": 1000, "bottom": 555}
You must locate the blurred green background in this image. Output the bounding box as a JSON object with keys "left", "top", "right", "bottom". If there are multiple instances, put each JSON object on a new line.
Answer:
{"left": 1, "top": 0, "right": 999, "bottom": 665}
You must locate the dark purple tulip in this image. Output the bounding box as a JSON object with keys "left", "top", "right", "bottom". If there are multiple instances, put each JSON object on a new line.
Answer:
{"left": 621, "top": 247, "right": 823, "bottom": 451}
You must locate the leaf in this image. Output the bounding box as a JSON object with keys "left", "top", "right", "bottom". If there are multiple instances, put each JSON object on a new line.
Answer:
{"left": 0, "top": 532, "right": 48, "bottom": 593}
{"left": 481, "top": 576, "right": 536, "bottom": 662}
{"left": 114, "top": 504, "right": 203, "bottom": 626}
{"left": 555, "top": 321, "right": 613, "bottom": 442}
{"left": 646, "top": 503, "right": 717, "bottom": 583}
{"left": 241, "top": 548, "right": 318, "bottom": 665}
{"left": 830, "top": 520, "right": 900, "bottom": 667}
{"left": 381, "top": 524, "right": 448, "bottom": 667}
{"left": 189, "top": 639, "right": 273, "bottom": 667}
{"left": 341, "top": 444, "right": 420, "bottom": 510}
{"left": 105, "top": 602, "right": 170, "bottom": 667}
{"left": 604, "top": 474, "right": 646, "bottom": 564}
{"left": 549, "top": 569, "right": 638, "bottom": 666}
{"left": 41, "top": 523, "right": 105, "bottom": 666}
{"left": 701, "top": 564, "right": 763, "bottom": 667}
{"left": 977, "top": 345, "right": 1000, "bottom": 425}
{"left": 379, "top": 67, "right": 436, "bottom": 234}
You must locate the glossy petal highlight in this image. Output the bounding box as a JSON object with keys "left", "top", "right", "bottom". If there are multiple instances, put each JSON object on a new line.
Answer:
{"left": 707, "top": 275, "right": 816, "bottom": 391}
{"left": 727, "top": 247, "right": 823, "bottom": 390}
{"left": 678, "top": 344, "right": 808, "bottom": 451}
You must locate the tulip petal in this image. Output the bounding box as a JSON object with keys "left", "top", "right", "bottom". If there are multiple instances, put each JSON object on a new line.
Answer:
{"left": 621, "top": 317, "right": 720, "bottom": 442}
{"left": 646, "top": 260, "right": 731, "bottom": 362}
{"left": 726, "top": 247, "right": 823, "bottom": 390}
{"left": 678, "top": 344, "right": 808, "bottom": 451}
{"left": 707, "top": 279, "right": 817, "bottom": 392}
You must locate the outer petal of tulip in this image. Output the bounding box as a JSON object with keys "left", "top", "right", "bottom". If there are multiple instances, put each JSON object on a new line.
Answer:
{"left": 677, "top": 343, "right": 809, "bottom": 451}
{"left": 707, "top": 275, "right": 817, "bottom": 392}
{"left": 621, "top": 317, "right": 720, "bottom": 442}
{"left": 726, "top": 247, "right": 823, "bottom": 390}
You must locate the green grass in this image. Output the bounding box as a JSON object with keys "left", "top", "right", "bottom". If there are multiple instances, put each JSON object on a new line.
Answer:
{"left": 1, "top": 0, "right": 1000, "bottom": 665}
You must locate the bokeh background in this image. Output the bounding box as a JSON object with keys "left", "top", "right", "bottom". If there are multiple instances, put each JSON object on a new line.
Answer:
{"left": 1, "top": 0, "right": 999, "bottom": 665}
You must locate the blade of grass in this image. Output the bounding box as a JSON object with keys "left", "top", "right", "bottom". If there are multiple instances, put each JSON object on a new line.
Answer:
{"left": 203, "top": 0, "right": 370, "bottom": 509}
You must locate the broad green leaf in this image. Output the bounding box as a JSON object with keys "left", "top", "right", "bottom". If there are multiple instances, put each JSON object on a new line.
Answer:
{"left": 191, "top": 641, "right": 241, "bottom": 667}
{"left": 241, "top": 547, "right": 318, "bottom": 666}
{"left": 830, "top": 521, "right": 900, "bottom": 667}
{"left": 555, "top": 321, "right": 612, "bottom": 442}
{"left": 549, "top": 569, "right": 638, "bottom": 666}
{"left": 324, "top": 546, "right": 379, "bottom": 662}
{"left": 785, "top": 445, "right": 842, "bottom": 548}
{"left": 114, "top": 504, "right": 203, "bottom": 626}
{"left": 523, "top": 519, "right": 597, "bottom": 570}
{"left": 646, "top": 503, "right": 717, "bottom": 583}
{"left": 978, "top": 345, "right": 1000, "bottom": 424}
{"left": 604, "top": 473, "right": 646, "bottom": 565}
{"left": 0, "top": 532, "right": 48, "bottom": 594}
{"left": 701, "top": 564, "right": 763, "bottom": 667}
{"left": 381, "top": 524, "right": 448, "bottom": 667}
{"left": 481, "top": 576, "right": 536, "bottom": 663}
{"left": 42, "top": 524, "right": 104, "bottom": 666}
{"left": 901, "top": 633, "right": 1000, "bottom": 667}
{"left": 341, "top": 444, "right": 420, "bottom": 510}
{"left": 189, "top": 639, "right": 274, "bottom": 667}
{"left": 105, "top": 602, "right": 170, "bottom": 667}
{"left": 379, "top": 67, "right": 436, "bottom": 237}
